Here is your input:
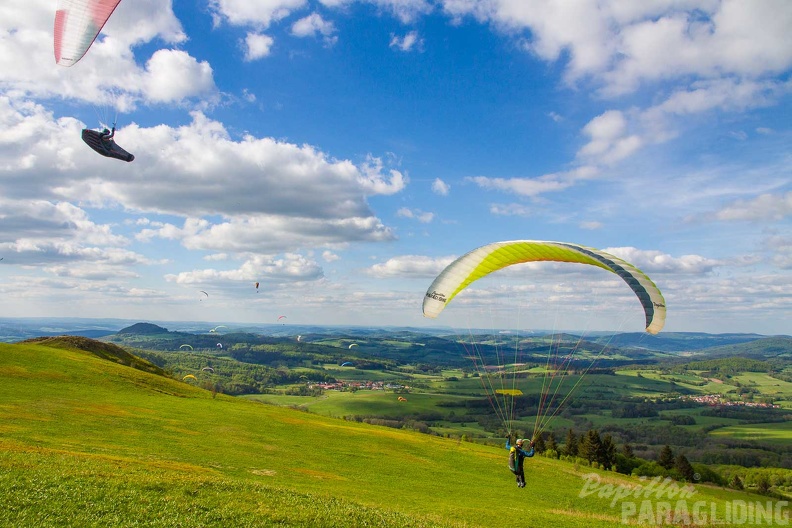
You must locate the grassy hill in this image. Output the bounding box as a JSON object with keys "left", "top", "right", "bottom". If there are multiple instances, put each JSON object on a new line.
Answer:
{"left": 0, "top": 338, "right": 782, "bottom": 527}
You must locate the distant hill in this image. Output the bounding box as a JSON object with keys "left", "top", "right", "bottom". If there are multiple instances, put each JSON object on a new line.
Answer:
{"left": 118, "top": 322, "right": 170, "bottom": 335}
{"left": 692, "top": 336, "right": 792, "bottom": 360}
{"left": 19, "top": 335, "right": 167, "bottom": 377}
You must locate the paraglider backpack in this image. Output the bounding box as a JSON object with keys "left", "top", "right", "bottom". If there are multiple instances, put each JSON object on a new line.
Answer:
{"left": 508, "top": 448, "right": 518, "bottom": 473}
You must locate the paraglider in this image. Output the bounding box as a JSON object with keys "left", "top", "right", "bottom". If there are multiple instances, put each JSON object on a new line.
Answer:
{"left": 199, "top": 290, "right": 209, "bottom": 301}
{"left": 340, "top": 362, "right": 353, "bottom": 367}
{"left": 348, "top": 343, "right": 358, "bottom": 349}
{"left": 297, "top": 335, "right": 302, "bottom": 342}
{"left": 216, "top": 343, "right": 223, "bottom": 349}
{"left": 422, "top": 239, "right": 666, "bottom": 439}
{"left": 54, "top": 0, "right": 123, "bottom": 67}
{"left": 209, "top": 325, "right": 227, "bottom": 333}
{"left": 255, "top": 282, "right": 259, "bottom": 292}
{"left": 201, "top": 367, "right": 214, "bottom": 373}
{"left": 423, "top": 240, "right": 665, "bottom": 334}
{"left": 81, "top": 126, "right": 134, "bottom": 162}
{"left": 183, "top": 374, "right": 197, "bottom": 381}
{"left": 277, "top": 315, "right": 287, "bottom": 322}
{"left": 179, "top": 344, "right": 193, "bottom": 351}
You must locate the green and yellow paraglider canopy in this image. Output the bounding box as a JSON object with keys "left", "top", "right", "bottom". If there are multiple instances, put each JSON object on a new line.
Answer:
{"left": 422, "top": 240, "right": 666, "bottom": 335}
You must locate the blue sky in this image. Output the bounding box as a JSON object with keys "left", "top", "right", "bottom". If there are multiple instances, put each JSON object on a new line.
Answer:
{"left": 1, "top": 0, "right": 790, "bottom": 334}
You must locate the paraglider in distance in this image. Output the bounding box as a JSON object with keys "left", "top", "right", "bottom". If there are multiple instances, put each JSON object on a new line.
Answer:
{"left": 340, "top": 362, "right": 353, "bottom": 367}
{"left": 81, "top": 126, "right": 134, "bottom": 162}
{"left": 183, "top": 374, "right": 197, "bottom": 381}
{"left": 209, "top": 325, "right": 227, "bottom": 333}
{"left": 277, "top": 315, "right": 287, "bottom": 321}
{"left": 54, "top": 0, "right": 123, "bottom": 67}
{"left": 422, "top": 240, "right": 666, "bottom": 335}
{"left": 179, "top": 344, "right": 193, "bottom": 351}
{"left": 296, "top": 335, "right": 302, "bottom": 342}
{"left": 348, "top": 343, "right": 358, "bottom": 349}
{"left": 201, "top": 367, "right": 214, "bottom": 373}
{"left": 255, "top": 282, "right": 259, "bottom": 292}
{"left": 216, "top": 343, "right": 223, "bottom": 349}
{"left": 199, "top": 290, "right": 209, "bottom": 301}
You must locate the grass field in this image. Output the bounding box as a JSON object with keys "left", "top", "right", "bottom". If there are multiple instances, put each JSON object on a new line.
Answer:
{"left": 3, "top": 339, "right": 780, "bottom": 527}
{"left": 709, "top": 422, "right": 792, "bottom": 445}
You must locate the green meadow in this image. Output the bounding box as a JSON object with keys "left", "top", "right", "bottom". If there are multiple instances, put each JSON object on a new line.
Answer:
{"left": 0, "top": 339, "right": 784, "bottom": 527}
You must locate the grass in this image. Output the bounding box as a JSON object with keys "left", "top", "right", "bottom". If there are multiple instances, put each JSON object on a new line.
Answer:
{"left": 709, "top": 422, "right": 792, "bottom": 445}
{"left": 0, "top": 339, "right": 784, "bottom": 527}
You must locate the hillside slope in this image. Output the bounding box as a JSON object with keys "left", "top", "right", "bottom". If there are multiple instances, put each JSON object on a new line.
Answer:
{"left": 0, "top": 339, "right": 771, "bottom": 527}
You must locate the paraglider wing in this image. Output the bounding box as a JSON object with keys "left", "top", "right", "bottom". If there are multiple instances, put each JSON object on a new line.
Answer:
{"left": 216, "top": 343, "right": 223, "bottom": 349}
{"left": 348, "top": 343, "right": 358, "bottom": 349}
{"left": 179, "top": 344, "right": 193, "bottom": 350}
{"left": 340, "top": 362, "right": 353, "bottom": 367}
{"left": 54, "top": 0, "right": 123, "bottom": 67}
{"left": 183, "top": 374, "right": 197, "bottom": 381}
{"left": 422, "top": 240, "right": 666, "bottom": 335}
{"left": 277, "top": 315, "right": 287, "bottom": 321}
{"left": 201, "top": 367, "right": 214, "bottom": 373}
{"left": 81, "top": 129, "right": 134, "bottom": 162}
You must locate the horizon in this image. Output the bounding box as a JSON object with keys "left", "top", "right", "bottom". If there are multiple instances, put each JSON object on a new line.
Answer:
{"left": 1, "top": 1, "right": 790, "bottom": 335}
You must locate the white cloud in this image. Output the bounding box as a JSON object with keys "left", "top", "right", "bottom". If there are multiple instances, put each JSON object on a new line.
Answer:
{"left": 368, "top": 254, "right": 454, "bottom": 278}
{"left": 713, "top": 192, "right": 792, "bottom": 222}
{"left": 390, "top": 31, "right": 424, "bottom": 52}
{"left": 604, "top": 247, "right": 722, "bottom": 275}
{"left": 142, "top": 50, "right": 218, "bottom": 104}
{"left": 165, "top": 253, "right": 323, "bottom": 285}
{"left": 291, "top": 13, "right": 337, "bottom": 45}
{"left": 467, "top": 166, "right": 598, "bottom": 198}
{"left": 489, "top": 203, "right": 531, "bottom": 217}
{"left": 209, "top": 0, "right": 307, "bottom": 27}
{"left": 396, "top": 207, "right": 434, "bottom": 223}
{"left": 431, "top": 178, "right": 450, "bottom": 196}
{"left": 244, "top": 32, "right": 275, "bottom": 61}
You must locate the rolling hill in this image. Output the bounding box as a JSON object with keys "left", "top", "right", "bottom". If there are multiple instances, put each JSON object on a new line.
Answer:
{"left": 0, "top": 337, "right": 781, "bottom": 527}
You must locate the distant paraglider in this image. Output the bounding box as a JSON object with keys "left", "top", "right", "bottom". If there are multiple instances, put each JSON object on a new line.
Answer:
{"left": 209, "top": 325, "right": 227, "bottom": 333}
{"left": 179, "top": 344, "right": 193, "bottom": 351}
{"left": 277, "top": 315, "right": 287, "bottom": 324}
{"left": 255, "top": 282, "right": 259, "bottom": 293}
{"left": 202, "top": 367, "right": 214, "bottom": 373}
{"left": 341, "top": 362, "right": 353, "bottom": 367}
{"left": 297, "top": 335, "right": 302, "bottom": 342}
{"left": 199, "top": 291, "right": 209, "bottom": 301}
{"left": 348, "top": 343, "right": 358, "bottom": 349}
{"left": 183, "top": 374, "right": 197, "bottom": 381}
{"left": 216, "top": 343, "right": 223, "bottom": 349}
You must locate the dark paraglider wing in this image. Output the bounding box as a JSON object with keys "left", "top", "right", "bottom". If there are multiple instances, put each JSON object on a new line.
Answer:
{"left": 81, "top": 129, "right": 134, "bottom": 162}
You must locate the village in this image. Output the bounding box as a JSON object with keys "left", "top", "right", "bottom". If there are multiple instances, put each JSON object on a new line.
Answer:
{"left": 308, "top": 380, "right": 410, "bottom": 392}
{"left": 680, "top": 394, "right": 780, "bottom": 408}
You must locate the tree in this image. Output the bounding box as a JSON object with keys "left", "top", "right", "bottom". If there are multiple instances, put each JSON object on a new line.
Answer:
{"left": 599, "top": 434, "right": 617, "bottom": 470}
{"left": 579, "top": 430, "right": 602, "bottom": 464}
{"left": 658, "top": 445, "right": 675, "bottom": 470}
{"left": 622, "top": 443, "right": 634, "bottom": 459}
{"left": 564, "top": 428, "right": 578, "bottom": 457}
{"left": 729, "top": 475, "right": 744, "bottom": 490}
{"left": 533, "top": 434, "right": 546, "bottom": 454}
{"left": 674, "top": 454, "right": 695, "bottom": 481}
{"left": 546, "top": 432, "right": 558, "bottom": 454}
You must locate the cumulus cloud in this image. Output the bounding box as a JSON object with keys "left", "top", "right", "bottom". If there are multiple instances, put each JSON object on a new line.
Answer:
{"left": 368, "top": 254, "right": 455, "bottom": 278}
{"left": 165, "top": 253, "right": 323, "bottom": 285}
{"left": 291, "top": 13, "right": 337, "bottom": 44}
{"left": 244, "top": 32, "right": 275, "bottom": 61}
{"left": 1, "top": 0, "right": 213, "bottom": 110}
{"left": 489, "top": 203, "right": 532, "bottom": 217}
{"left": 712, "top": 192, "right": 792, "bottom": 222}
{"left": 604, "top": 247, "right": 722, "bottom": 275}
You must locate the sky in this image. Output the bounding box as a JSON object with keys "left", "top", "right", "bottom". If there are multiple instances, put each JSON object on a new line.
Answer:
{"left": 0, "top": 0, "right": 791, "bottom": 335}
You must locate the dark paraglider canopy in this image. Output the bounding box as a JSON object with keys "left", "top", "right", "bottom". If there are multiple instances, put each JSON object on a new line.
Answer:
{"left": 82, "top": 128, "right": 134, "bottom": 162}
